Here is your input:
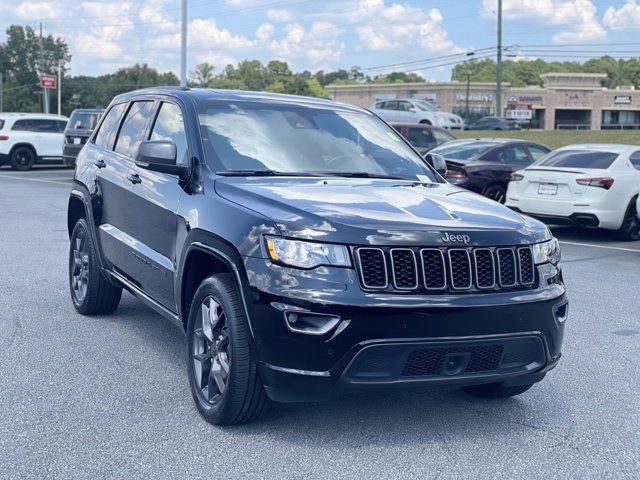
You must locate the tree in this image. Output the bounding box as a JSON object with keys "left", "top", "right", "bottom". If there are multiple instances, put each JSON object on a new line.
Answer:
{"left": 189, "top": 62, "right": 215, "bottom": 87}
{"left": 0, "top": 25, "right": 70, "bottom": 112}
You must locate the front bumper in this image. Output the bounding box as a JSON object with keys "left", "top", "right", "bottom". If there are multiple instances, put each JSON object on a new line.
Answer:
{"left": 243, "top": 256, "right": 567, "bottom": 402}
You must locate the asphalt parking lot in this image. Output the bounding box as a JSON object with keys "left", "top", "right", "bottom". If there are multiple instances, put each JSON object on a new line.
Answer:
{"left": 0, "top": 167, "right": 638, "bottom": 479}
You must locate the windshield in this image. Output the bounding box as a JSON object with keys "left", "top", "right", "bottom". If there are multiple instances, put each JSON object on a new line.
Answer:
{"left": 68, "top": 111, "right": 102, "bottom": 130}
{"left": 535, "top": 150, "right": 618, "bottom": 169}
{"left": 413, "top": 100, "right": 438, "bottom": 112}
{"left": 430, "top": 141, "right": 496, "bottom": 161}
{"left": 198, "top": 102, "right": 439, "bottom": 181}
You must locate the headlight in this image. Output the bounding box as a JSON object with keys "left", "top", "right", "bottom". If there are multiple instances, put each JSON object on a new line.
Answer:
{"left": 435, "top": 113, "right": 447, "bottom": 122}
{"left": 532, "top": 238, "right": 561, "bottom": 265}
{"left": 265, "top": 237, "right": 351, "bottom": 269}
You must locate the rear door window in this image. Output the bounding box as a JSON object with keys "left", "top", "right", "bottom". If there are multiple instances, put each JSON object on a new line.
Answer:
{"left": 32, "top": 119, "right": 60, "bottom": 133}
{"left": 629, "top": 151, "right": 640, "bottom": 170}
{"left": 94, "top": 103, "right": 127, "bottom": 150}
{"left": 11, "top": 119, "right": 34, "bottom": 131}
{"left": 432, "top": 129, "right": 454, "bottom": 145}
{"left": 536, "top": 150, "right": 619, "bottom": 169}
{"left": 114, "top": 101, "right": 155, "bottom": 158}
{"left": 526, "top": 145, "right": 550, "bottom": 162}
{"left": 499, "top": 145, "right": 531, "bottom": 165}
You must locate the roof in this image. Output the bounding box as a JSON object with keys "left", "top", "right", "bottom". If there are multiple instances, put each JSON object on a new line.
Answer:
{"left": 441, "top": 138, "right": 531, "bottom": 145}
{"left": 112, "top": 86, "right": 366, "bottom": 114}
{"left": 556, "top": 144, "right": 640, "bottom": 153}
{"left": 389, "top": 122, "right": 450, "bottom": 131}
{"left": 0, "top": 113, "right": 68, "bottom": 120}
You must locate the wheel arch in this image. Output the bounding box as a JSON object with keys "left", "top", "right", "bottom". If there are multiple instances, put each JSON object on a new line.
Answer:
{"left": 9, "top": 142, "right": 38, "bottom": 158}
{"left": 67, "top": 194, "right": 86, "bottom": 238}
{"left": 178, "top": 234, "right": 256, "bottom": 338}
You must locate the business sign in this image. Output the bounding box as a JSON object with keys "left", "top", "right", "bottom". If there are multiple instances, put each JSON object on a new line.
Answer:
{"left": 374, "top": 94, "right": 397, "bottom": 101}
{"left": 506, "top": 109, "right": 533, "bottom": 120}
{"left": 40, "top": 74, "right": 57, "bottom": 89}
{"left": 614, "top": 95, "right": 632, "bottom": 105}
{"left": 456, "top": 93, "right": 493, "bottom": 103}
{"left": 508, "top": 94, "right": 543, "bottom": 104}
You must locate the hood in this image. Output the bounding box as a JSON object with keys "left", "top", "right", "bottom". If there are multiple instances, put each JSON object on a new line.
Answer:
{"left": 214, "top": 177, "right": 548, "bottom": 246}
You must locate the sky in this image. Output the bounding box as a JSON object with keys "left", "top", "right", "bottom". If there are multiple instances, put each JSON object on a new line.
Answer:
{"left": 1, "top": 0, "right": 639, "bottom": 80}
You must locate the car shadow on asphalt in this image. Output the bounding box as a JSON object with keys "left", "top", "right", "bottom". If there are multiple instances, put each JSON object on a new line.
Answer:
{"left": 110, "top": 293, "right": 566, "bottom": 446}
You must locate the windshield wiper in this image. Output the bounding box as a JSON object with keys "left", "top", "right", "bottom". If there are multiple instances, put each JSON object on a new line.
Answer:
{"left": 318, "top": 172, "right": 412, "bottom": 180}
{"left": 216, "top": 170, "right": 322, "bottom": 177}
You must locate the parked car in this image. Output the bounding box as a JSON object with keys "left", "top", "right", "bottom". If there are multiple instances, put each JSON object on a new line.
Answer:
{"left": 371, "top": 98, "right": 464, "bottom": 129}
{"left": 429, "top": 138, "right": 551, "bottom": 203}
{"left": 390, "top": 123, "right": 455, "bottom": 154}
{"left": 63, "top": 108, "right": 104, "bottom": 167}
{"left": 465, "top": 117, "right": 521, "bottom": 131}
{"left": 0, "top": 113, "right": 68, "bottom": 170}
{"left": 68, "top": 87, "right": 566, "bottom": 425}
{"left": 506, "top": 144, "right": 640, "bottom": 240}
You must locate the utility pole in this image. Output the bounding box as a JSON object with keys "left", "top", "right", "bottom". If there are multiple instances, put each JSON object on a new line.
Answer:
{"left": 39, "top": 21, "right": 50, "bottom": 114}
{"left": 57, "top": 61, "right": 62, "bottom": 116}
{"left": 496, "top": 0, "right": 503, "bottom": 117}
{"left": 0, "top": 72, "right": 3, "bottom": 113}
{"left": 466, "top": 73, "right": 471, "bottom": 123}
{"left": 180, "top": 0, "right": 187, "bottom": 87}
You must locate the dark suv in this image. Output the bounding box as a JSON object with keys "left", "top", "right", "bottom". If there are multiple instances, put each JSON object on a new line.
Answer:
{"left": 63, "top": 108, "right": 104, "bottom": 167}
{"left": 67, "top": 88, "right": 567, "bottom": 425}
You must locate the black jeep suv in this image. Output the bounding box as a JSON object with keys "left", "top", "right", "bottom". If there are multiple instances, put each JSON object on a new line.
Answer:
{"left": 67, "top": 88, "right": 567, "bottom": 425}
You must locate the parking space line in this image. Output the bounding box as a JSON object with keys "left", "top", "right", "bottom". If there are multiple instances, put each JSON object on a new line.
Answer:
{"left": 560, "top": 240, "right": 640, "bottom": 253}
{"left": 0, "top": 174, "right": 70, "bottom": 185}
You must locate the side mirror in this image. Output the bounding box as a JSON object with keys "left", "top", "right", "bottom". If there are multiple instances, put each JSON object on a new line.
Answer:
{"left": 135, "top": 140, "right": 188, "bottom": 177}
{"left": 425, "top": 153, "right": 448, "bottom": 177}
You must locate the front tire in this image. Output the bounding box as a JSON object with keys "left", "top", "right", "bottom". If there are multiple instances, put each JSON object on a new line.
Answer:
{"left": 615, "top": 198, "right": 640, "bottom": 241}
{"left": 69, "top": 218, "right": 122, "bottom": 315}
{"left": 10, "top": 146, "right": 36, "bottom": 171}
{"left": 187, "top": 274, "right": 269, "bottom": 425}
{"left": 461, "top": 382, "right": 533, "bottom": 398}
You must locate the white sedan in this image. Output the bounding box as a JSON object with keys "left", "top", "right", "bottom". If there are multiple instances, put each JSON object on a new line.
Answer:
{"left": 506, "top": 144, "right": 640, "bottom": 241}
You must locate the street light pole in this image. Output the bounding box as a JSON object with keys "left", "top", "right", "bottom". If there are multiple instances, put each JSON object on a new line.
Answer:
{"left": 496, "top": 0, "right": 503, "bottom": 117}
{"left": 57, "top": 61, "right": 62, "bottom": 116}
{"left": 180, "top": 0, "right": 187, "bottom": 87}
{"left": 466, "top": 73, "right": 471, "bottom": 123}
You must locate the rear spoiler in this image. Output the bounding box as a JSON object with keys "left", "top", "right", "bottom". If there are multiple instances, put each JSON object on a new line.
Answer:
{"left": 525, "top": 168, "right": 585, "bottom": 174}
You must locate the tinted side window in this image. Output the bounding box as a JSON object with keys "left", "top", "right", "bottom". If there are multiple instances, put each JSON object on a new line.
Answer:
{"left": 32, "top": 119, "right": 60, "bottom": 133}
{"left": 432, "top": 129, "right": 454, "bottom": 145}
{"left": 149, "top": 102, "right": 188, "bottom": 165}
{"left": 57, "top": 120, "right": 68, "bottom": 132}
{"left": 398, "top": 101, "right": 413, "bottom": 111}
{"left": 406, "top": 127, "right": 435, "bottom": 148}
{"left": 383, "top": 101, "right": 398, "bottom": 111}
{"left": 527, "top": 145, "right": 550, "bottom": 162}
{"left": 630, "top": 151, "right": 640, "bottom": 170}
{"left": 499, "top": 145, "right": 531, "bottom": 165}
{"left": 11, "top": 119, "right": 34, "bottom": 131}
{"left": 94, "top": 103, "right": 127, "bottom": 150}
{"left": 114, "top": 101, "right": 155, "bottom": 158}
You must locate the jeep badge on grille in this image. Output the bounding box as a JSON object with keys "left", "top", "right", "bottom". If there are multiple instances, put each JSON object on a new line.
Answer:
{"left": 441, "top": 232, "right": 471, "bottom": 244}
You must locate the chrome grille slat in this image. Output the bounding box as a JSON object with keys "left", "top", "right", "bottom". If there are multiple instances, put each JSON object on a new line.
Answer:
{"left": 447, "top": 249, "right": 472, "bottom": 290}
{"left": 420, "top": 248, "right": 447, "bottom": 290}
{"left": 356, "top": 248, "right": 388, "bottom": 289}
{"left": 473, "top": 248, "right": 496, "bottom": 289}
{"left": 517, "top": 247, "right": 535, "bottom": 285}
{"left": 390, "top": 248, "right": 419, "bottom": 290}
{"left": 497, "top": 248, "right": 518, "bottom": 288}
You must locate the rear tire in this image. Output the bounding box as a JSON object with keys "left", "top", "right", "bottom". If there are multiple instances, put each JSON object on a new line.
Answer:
{"left": 462, "top": 382, "right": 533, "bottom": 398}
{"left": 10, "top": 146, "right": 36, "bottom": 171}
{"left": 483, "top": 184, "right": 506, "bottom": 204}
{"left": 69, "top": 218, "right": 122, "bottom": 315}
{"left": 186, "top": 274, "right": 269, "bottom": 425}
{"left": 615, "top": 198, "right": 640, "bottom": 241}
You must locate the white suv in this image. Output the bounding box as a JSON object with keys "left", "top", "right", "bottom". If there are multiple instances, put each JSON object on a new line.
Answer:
{"left": 371, "top": 98, "right": 464, "bottom": 129}
{"left": 0, "top": 113, "right": 69, "bottom": 170}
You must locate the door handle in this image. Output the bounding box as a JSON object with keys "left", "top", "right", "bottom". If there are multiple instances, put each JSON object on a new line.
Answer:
{"left": 94, "top": 158, "right": 106, "bottom": 168}
{"left": 127, "top": 173, "right": 142, "bottom": 184}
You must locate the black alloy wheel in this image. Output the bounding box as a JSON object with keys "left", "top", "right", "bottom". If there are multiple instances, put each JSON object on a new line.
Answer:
{"left": 484, "top": 184, "right": 506, "bottom": 204}
{"left": 186, "top": 274, "right": 269, "bottom": 425}
{"left": 616, "top": 199, "right": 640, "bottom": 241}
{"left": 70, "top": 229, "right": 90, "bottom": 304}
{"left": 192, "top": 295, "right": 231, "bottom": 404}
{"left": 10, "top": 146, "right": 36, "bottom": 171}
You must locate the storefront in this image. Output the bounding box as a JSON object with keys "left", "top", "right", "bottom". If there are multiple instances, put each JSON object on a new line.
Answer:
{"left": 326, "top": 73, "right": 640, "bottom": 131}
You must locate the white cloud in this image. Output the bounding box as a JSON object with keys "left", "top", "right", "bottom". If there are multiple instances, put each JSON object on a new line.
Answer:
{"left": 603, "top": 0, "right": 640, "bottom": 29}
{"left": 352, "top": 1, "right": 461, "bottom": 54}
{"left": 481, "top": 0, "right": 607, "bottom": 43}
{"left": 146, "top": 18, "right": 255, "bottom": 50}
{"left": 265, "top": 22, "right": 345, "bottom": 65}
{"left": 255, "top": 23, "right": 275, "bottom": 41}
{"left": 267, "top": 8, "right": 293, "bottom": 21}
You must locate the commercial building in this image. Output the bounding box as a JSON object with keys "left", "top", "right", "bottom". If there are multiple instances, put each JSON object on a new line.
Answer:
{"left": 326, "top": 73, "right": 640, "bottom": 131}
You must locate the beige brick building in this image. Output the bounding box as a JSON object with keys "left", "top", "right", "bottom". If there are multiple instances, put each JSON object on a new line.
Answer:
{"left": 326, "top": 73, "right": 640, "bottom": 131}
